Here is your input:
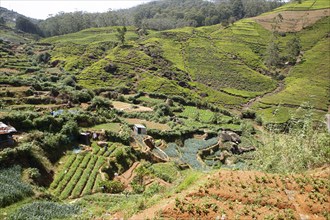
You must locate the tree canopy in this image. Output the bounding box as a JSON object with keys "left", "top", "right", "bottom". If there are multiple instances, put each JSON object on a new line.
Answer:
{"left": 37, "top": 0, "right": 283, "bottom": 37}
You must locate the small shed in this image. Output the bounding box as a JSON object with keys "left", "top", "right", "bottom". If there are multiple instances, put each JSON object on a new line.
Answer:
{"left": 79, "top": 132, "right": 91, "bottom": 145}
{"left": 133, "top": 124, "right": 147, "bottom": 135}
{"left": 0, "top": 122, "right": 17, "bottom": 146}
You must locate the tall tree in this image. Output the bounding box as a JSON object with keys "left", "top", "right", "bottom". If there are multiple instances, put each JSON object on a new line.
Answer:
{"left": 0, "top": 17, "right": 5, "bottom": 25}
{"left": 287, "top": 35, "right": 301, "bottom": 63}
{"left": 116, "top": 26, "right": 127, "bottom": 45}
{"left": 15, "top": 16, "right": 42, "bottom": 36}
{"left": 265, "top": 37, "right": 280, "bottom": 67}
{"left": 230, "top": 0, "right": 245, "bottom": 19}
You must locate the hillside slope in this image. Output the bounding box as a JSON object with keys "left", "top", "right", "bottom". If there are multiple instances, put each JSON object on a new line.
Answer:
{"left": 41, "top": 1, "right": 329, "bottom": 120}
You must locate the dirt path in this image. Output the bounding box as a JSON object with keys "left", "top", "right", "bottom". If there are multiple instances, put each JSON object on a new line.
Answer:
{"left": 115, "top": 162, "right": 141, "bottom": 186}
{"left": 129, "top": 173, "right": 213, "bottom": 220}
{"left": 242, "top": 81, "right": 284, "bottom": 110}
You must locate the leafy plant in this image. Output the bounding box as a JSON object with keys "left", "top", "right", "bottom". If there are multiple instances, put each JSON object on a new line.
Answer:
{"left": 9, "top": 201, "right": 80, "bottom": 220}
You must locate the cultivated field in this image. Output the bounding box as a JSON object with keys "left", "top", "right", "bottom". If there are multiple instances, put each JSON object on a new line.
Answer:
{"left": 135, "top": 169, "right": 330, "bottom": 219}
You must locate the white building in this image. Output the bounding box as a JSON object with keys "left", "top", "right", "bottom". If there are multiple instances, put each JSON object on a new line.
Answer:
{"left": 133, "top": 124, "right": 147, "bottom": 135}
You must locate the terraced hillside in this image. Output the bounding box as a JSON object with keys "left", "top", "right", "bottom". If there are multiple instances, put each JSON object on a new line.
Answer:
{"left": 0, "top": 1, "right": 329, "bottom": 219}
{"left": 42, "top": 22, "right": 277, "bottom": 107}
{"left": 40, "top": 0, "right": 329, "bottom": 124}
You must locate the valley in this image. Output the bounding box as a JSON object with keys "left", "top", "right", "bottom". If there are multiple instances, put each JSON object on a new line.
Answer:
{"left": 0, "top": 0, "right": 329, "bottom": 219}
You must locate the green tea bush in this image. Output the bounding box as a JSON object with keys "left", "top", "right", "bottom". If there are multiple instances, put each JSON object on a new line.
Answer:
{"left": 50, "top": 155, "right": 77, "bottom": 190}
{"left": 2, "top": 111, "right": 39, "bottom": 131}
{"left": 241, "top": 109, "right": 256, "bottom": 119}
{"left": 149, "top": 162, "right": 178, "bottom": 183}
{"left": 88, "top": 96, "right": 113, "bottom": 111}
{"left": 9, "top": 201, "right": 80, "bottom": 220}
{"left": 100, "top": 180, "right": 125, "bottom": 193}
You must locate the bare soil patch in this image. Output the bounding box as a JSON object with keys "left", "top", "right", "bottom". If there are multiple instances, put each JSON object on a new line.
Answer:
{"left": 112, "top": 101, "right": 153, "bottom": 113}
{"left": 0, "top": 86, "right": 31, "bottom": 92}
{"left": 123, "top": 118, "right": 171, "bottom": 131}
{"left": 0, "top": 68, "right": 20, "bottom": 73}
{"left": 254, "top": 9, "right": 330, "bottom": 32}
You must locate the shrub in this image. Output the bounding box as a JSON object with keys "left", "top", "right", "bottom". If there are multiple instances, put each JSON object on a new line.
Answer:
{"left": 252, "top": 110, "right": 330, "bottom": 173}
{"left": 26, "top": 168, "right": 41, "bottom": 180}
{"left": 61, "top": 76, "right": 76, "bottom": 87}
{"left": 35, "top": 52, "right": 51, "bottom": 63}
{"left": 88, "top": 96, "right": 113, "bottom": 111}
{"left": 241, "top": 110, "right": 256, "bottom": 119}
{"left": 100, "top": 180, "right": 125, "bottom": 193}
{"left": 154, "top": 103, "right": 173, "bottom": 117}
{"left": 240, "top": 121, "right": 256, "bottom": 135}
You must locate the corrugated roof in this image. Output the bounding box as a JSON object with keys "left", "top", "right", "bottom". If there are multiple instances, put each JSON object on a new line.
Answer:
{"left": 0, "top": 122, "right": 17, "bottom": 135}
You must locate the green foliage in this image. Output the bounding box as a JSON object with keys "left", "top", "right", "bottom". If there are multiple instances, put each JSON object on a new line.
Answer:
{"left": 88, "top": 96, "right": 112, "bottom": 111}
{"left": 241, "top": 109, "right": 256, "bottom": 119}
{"left": 240, "top": 120, "right": 256, "bottom": 135}
{"left": 271, "top": 0, "right": 329, "bottom": 12}
{"left": 0, "top": 166, "right": 34, "bottom": 208}
{"left": 9, "top": 201, "right": 80, "bottom": 220}
{"left": 260, "top": 38, "right": 330, "bottom": 111}
{"left": 25, "top": 168, "right": 41, "bottom": 180}
{"left": 175, "top": 170, "right": 203, "bottom": 192}
{"left": 100, "top": 180, "right": 125, "bottom": 193}
{"left": 265, "top": 37, "right": 280, "bottom": 67}
{"left": 154, "top": 103, "right": 173, "bottom": 117}
{"left": 35, "top": 52, "right": 51, "bottom": 64}
{"left": 286, "top": 35, "right": 301, "bottom": 63}
{"left": 116, "top": 26, "right": 127, "bottom": 45}
{"left": 149, "top": 162, "right": 179, "bottom": 183}
{"left": 178, "top": 106, "right": 215, "bottom": 123}
{"left": 15, "top": 16, "right": 42, "bottom": 36}
{"left": 38, "top": 0, "right": 282, "bottom": 36}
{"left": 143, "top": 183, "right": 164, "bottom": 197}
{"left": 252, "top": 109, "right": 330, "bottom": 173}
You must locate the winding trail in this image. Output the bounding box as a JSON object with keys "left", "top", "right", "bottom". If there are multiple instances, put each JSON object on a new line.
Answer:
{"left": 242, "top": 81, "right": 285, "bottom": 110}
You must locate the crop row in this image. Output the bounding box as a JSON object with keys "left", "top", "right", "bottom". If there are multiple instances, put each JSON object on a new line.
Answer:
{"left": 50, "top": 155, "right": 77, "bottom": 190}
{"left": 92, "top": 174, "right": 102, "bottom": 193}
{"left": 81, "top": 157, "right": 105, "bottom": 196}
{"left": 53, "top": 155, "right": 84, "bottom": 196}
{"left": 58, "top": 154, "right": 92, "bottom": 199}
{"left": 70, "top": 155, "right": 98, "bottom": 199}
{"left": 103, "top": 144, "right": 117, "bottom": 157}
{"left": 93, "top": 143, "right": 117, "bottom": 157}
{"left": 9, "top": 201, "right": 80, "bottom": 220}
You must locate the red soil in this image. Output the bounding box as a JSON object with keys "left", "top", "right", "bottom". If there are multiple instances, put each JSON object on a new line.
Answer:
{"left": 133, "top": 169, "right": 330, "bottom": 220}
